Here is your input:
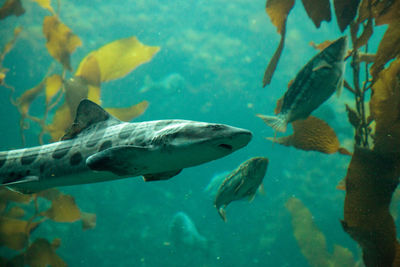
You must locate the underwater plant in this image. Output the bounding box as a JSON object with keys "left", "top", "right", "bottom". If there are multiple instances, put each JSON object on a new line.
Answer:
{"left": 0, "top": 187, "right": 96, "bottom": 266}
{"left": 0, "top": 1, "right": 159, "bottom": 265}
{"left": 0, "top": 0, "right": 159, "bottom": 145}
{"left": 261, "top": 0, "right": 400, "bottom": 266}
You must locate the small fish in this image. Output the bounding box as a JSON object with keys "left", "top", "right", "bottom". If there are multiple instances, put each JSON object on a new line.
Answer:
{"left": 214, "top": 157, "right": 269, "bottom": 222}
{"left": 203, "top": 170, "right": 230, "bottom": 196}
{"left": 258, "top": 36, "right": 347, "bottom": 132}
{"left": 0, "top": 99, "right": 252, "bottom": 193}
{"left": 168, "top": 212, "right": 208, "bottom": 252}
{"left": 139, "top": 73, "right": 185, "bottom": 94}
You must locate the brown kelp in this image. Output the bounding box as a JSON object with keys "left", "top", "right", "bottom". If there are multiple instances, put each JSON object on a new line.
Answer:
{"left": 286, "top": 197, "right": 356, "bottom": 267}
{"left": 261, "top": 0, "right": 400, "bottom": 266}
{"left": 0, "top": 1, "right": 157, "bottom": 266}
{"left": 0, "top": 187, "right": 96, "bottom": 266}
{"left": 1, "top": 0, "right": 159, "bottom": 145}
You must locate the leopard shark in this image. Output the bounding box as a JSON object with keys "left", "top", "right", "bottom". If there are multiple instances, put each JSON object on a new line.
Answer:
{"left": 0, "top": 99, "right": 252, "bottom": 193}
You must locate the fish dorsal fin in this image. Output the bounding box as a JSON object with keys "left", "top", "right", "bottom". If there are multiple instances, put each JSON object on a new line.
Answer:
{"left": 62, "top": 99, "right": 121, "bottom": 140}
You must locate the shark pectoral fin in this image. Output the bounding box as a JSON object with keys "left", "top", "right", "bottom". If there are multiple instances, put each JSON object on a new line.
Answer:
{"left": 2, "top": 176, "right": 39, "bottom": 187}
{"left": 143, "top": 169, "right": 182, "bottom": 182}
{"left": 2, "top": 176, "right": 40, "bottom": 194}
{"left": 312, "top": 60, "right": 332, "bottom": 72}
{"left": 86, "top": 145, "right": 151, "bottom": 176}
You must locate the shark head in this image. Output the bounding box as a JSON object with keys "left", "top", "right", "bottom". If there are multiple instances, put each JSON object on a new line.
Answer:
{"left": 149, "top": 121, "right": 252, "bottom": 168}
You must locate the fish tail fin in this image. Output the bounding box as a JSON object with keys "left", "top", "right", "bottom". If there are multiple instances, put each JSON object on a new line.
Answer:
{"left": 139, "top": 75, "right": 153, "bottom": 93}
{"left": 256, "top": 114, "right": 287, "bottom": 132}
{"left": 217, "top": 207, "right": 227, "bottom": 222}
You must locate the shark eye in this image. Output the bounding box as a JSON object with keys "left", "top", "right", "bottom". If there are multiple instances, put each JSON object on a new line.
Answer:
{"left": 206, "top": 125, "right": 225, "bottom": 130}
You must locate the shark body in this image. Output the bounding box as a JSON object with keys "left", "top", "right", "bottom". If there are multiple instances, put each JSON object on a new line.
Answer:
{"left": 0, "top": 100, "right": 252, "bottom": 193}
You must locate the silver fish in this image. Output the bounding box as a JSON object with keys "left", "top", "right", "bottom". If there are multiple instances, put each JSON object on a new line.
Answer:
{"left": 258, "top": 36, "right": 347, "bottom": 132}
{"left": 0, "top": 99, "right": 252, "bottom": 193}
{"left": 214, "top": 157, "right": 269, "bottom": 222}
{"left": 168, "top": 211, "right": 208, "bottom": 252}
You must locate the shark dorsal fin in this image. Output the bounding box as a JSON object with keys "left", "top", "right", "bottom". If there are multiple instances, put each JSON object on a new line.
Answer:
{"left": 62, "top": 99, "right": 121, "bottom": 140}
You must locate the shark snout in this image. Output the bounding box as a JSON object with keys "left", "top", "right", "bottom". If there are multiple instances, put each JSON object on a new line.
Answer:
{"left": 217, "top": 127, "right": 252, "bottom": 152}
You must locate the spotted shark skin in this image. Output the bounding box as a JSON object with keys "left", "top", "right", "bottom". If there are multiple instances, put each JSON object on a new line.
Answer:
{"left": 0, "top": 100, "right": 252, "bottom": 193}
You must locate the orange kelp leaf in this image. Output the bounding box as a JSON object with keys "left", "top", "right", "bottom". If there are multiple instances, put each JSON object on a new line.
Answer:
{"left": 40, "top": 194, "right": 81, "bottom": 222}
{"left": 310, "top": 40, "right": 333, "bottom": 51}
{"left": 81, "top": 212, "right": 96, "bottom": 230}
{"left": 267, "top": 116, "right": 349, "bottom": 154}
{"left": 25, "top": 238, "right": 67, "bottom": 267}
{"left": 45, "top": 74, "right": 62, "bottom": 104}
{"left": 0, "top": 187, "right": 32, "bottom": 203}
{"left": 263, "top": 0, "right": 294, "bottom": 87}
{"left": 0, "top": 0, "right": 24, "bottom": 20}
{"left": 336, "top": 177, "right": 346, "bottom": 190}
{"left": 36, "top": 188, "right": 61, "bottom": 201}
{"left": 32, "top": 0, "right": 55, "bottom": 14}
{"left": 286, "top": 197, "right": 355, "bottom": 266}
{"left": 285, "top": 197, "right": 330, "bottom": 266}
{"left": 266, "top": 0, "right": 295, "bottom": 34}
{"left": 0, "top": 217, "right": 40, "bottom": 250}
{"left": 333, "top": 0, "right": 361, "bottom": 32}
{"left": 370, "top": 58, "right": 400, "bottom": 153}
{"left": 370, "top": 21, "right": 400, "bottom": 78}
{"left": 46, "top": 103, "right": 72, "bottom": 141}
{"left": 43, "top": 16, "right": 82, "bottom": 71}
{"left": 300, "top": 0, "right": 331, "bottom": 28}
{"left": 5, "top": 206, "right": 25, "bottom": 218}
{"left": 16, "top": 82, "right": 45, "bottom": 116}
{"left": 342, "top": 147, "right": 400, "bottom": 267}
{"left": 105, "top": 100, "right": 149, "bottom": 122}
{"left": 76, "top": 37, "right": 160, "bottom": 82}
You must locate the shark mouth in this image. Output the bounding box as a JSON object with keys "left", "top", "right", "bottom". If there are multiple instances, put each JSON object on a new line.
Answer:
{"left": 218, "top": 144, "right": 233, "bottom": 150}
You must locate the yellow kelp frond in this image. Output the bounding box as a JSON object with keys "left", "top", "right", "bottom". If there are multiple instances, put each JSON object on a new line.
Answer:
{"left": 5, "top": 206, "right": 25, "bottom": 219}
{"left": 370, "top": 58, "right": 400, "bottom": 153}
{"left": 75, "top": 55, "right": 101, "bottom": 87}
{"left": 45, "top": 74, "right": 62, "bottom": 104}
{"left": 263, "top": 0, "right": 294, "bottom": 87}
{"left": 46, "top": 103, "right": 73, "bottom": 141}
{"left": 43, "top": 16, "right": 82, "bottom": 71}
{"left": 40, "top": 193, "right": 81, "bottom": 223}
{"left": 24, "top": 238, "right": 67, "bottom": 267}
{"left": 1, "top": 26, "right": 22, "bottom": 63}
{"left": 0, "top": 0, "right": 24, "bottom": 20}
{"left": 105, "top": 100, "right": 149, "bottom": 122}
{"left": 16, "top": 81, "right": 45, "bottom": 116}
{"left": 0, "top": 216, "right": 40, "bottom": 250}
{"left": 32, "top": 0, "right": 55, "bottom": 14}
{"left": 267, "top": 116, "right": 350, "bottom": 155}
{"left": 286, "top": 197, "right": 355, "bottom": 267}
{"left": 76, "top": 36, "right": 160, "bottom": 82}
